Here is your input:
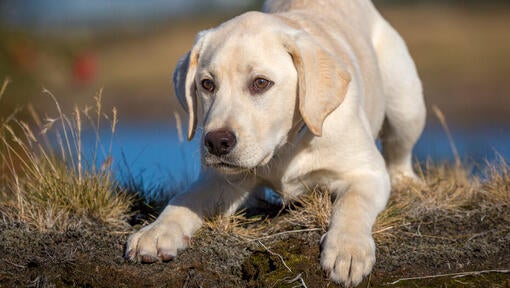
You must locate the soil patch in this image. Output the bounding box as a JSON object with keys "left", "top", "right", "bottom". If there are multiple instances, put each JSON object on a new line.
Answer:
{"left": 1, "top": 205, "right": 509, "bottom": 287}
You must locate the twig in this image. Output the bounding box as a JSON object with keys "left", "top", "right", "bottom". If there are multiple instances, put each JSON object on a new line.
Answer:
{"left": 386, "top": 269, "right": 510, "bottom": 285}
{"left": 286, "top": 273, "right": 308, "bottom": 288}
{"left": 366, "top": 273, "right": 372, "bottom": 288}
{"left": 0, "top": 77, "right": 11, "bottom": 100}
{"left": 372, "top": 226, "right": 394, "bottom": 235}
{"left": 253, "top": 228, "right": 322, "bottom": 241}
{"left": 432, "top": 106, "right": 460, "bottom": 167}
{"left": 467, "top": 231, "right": 490, "bottom": 241}
{"left": 401, "top": 231, "right": 458, "bottom": 241}
{"left": 257, "top": 240, "right": 292, "bottom": 272}
{"left": 257, "top": 241, "right": 309, "bottom": 288}
{"left": 3, "top": 259, "right": 26, "bottom": 269}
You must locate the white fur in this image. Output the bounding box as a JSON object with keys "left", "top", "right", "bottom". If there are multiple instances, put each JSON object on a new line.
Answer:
{"left": 126, "top": 0, "right": 425, "bottom": 286}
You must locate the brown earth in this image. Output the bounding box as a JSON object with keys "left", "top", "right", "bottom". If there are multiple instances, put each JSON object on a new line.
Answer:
{"left": 1, "top": 203, "right": 509, "bottom": 287}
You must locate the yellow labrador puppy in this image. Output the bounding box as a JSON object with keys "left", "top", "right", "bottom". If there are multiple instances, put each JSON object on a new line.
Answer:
{"left": 126, "top": 0, "right": 425, "bottom": 285}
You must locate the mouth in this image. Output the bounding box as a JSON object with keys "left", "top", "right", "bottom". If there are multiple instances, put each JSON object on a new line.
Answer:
{"left": 203, "top": 147, "right": 277, "bottom": 174}
{"left": 206, "top": 154, "right": 275, "bottom": 175}
{"left": 213, "top": 161, "right": 241, "bottom": 169}
{"left": 205, "top": 160, "right": 249, "bottom": 174}
{"left": 208, "top": 160, "right": 247, "bottom": 174}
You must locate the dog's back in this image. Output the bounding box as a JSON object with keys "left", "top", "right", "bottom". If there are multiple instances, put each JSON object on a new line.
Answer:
{"left": 263, "top": 0, "right": 380, "bottom": 30}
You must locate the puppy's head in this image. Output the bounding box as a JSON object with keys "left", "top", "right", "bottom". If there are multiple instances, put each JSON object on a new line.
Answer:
{"left": 173, "top": 12, "right": 350, "bottom": 174}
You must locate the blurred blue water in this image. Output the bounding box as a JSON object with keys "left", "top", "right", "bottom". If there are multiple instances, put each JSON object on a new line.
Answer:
{"left": 83, "top": 123, "right": 509, "bottom": 189}
{"left": 417, "top": 125, "right": 509, "bottom": 164}
{"left": 81, "top": 122, "right": 200, "bottom": 189}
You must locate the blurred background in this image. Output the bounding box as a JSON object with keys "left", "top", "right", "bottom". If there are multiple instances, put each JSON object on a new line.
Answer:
{"left": 1, "top": 0, "right": 509, "bottom": 183}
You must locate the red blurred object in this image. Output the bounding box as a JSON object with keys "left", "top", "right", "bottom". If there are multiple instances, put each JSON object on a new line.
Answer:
{"left": 73, "top": 52, "right": 97, "bottom": 84}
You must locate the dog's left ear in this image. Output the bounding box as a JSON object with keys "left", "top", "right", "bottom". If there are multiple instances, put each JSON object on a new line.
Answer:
{"left": 283, "top": 31, "right": 351, "bottom": 136}
{"left": 173, "top": 30, "right": 209, "bottom": 140}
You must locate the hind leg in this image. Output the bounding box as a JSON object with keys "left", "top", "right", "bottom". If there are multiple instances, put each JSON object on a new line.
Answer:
{"left": 373, "top": 20, "right": 426, "bottom": 185}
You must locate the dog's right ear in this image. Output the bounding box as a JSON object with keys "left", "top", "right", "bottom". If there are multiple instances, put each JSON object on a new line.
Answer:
{"left": 281, "top": 30, "right": 351, "bottom": 137}
{"left": 173, "top": 30, "right": 209, "bottom": 140}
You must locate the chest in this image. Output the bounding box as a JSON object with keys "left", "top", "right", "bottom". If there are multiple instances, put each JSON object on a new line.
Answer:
{"left": 254, "top": 139, "right": 343, "bottom": 202}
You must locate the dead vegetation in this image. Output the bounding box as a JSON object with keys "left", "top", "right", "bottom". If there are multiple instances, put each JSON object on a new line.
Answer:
{"left": 202, "top": 159, "right": 509, "bottom": 246}
{"left": 0, "top": 79, "right": 132, "bottom": 231}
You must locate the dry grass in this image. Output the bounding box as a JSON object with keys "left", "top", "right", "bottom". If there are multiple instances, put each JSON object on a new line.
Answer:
{"left": 482, "top": 157, "right": 510, "bottom": 205}
{"left": 202, "top": 187, "right": 332, "bottom": 241}
{"left": 284, "top": 186, "right": 332, "bottom": 232}
{"left": 203, "top": 212, "right": 270, "bottom": 240}
{"left": 0, "top": 78, "right": 132, "bottom": 231}
{"left": 204, "top": 160, "right": 509, "bottom": 244}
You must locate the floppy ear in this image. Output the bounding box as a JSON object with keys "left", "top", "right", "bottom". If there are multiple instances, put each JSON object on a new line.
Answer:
{"left": 283, "top": 32, "right": 351, "bottom": 136}
{"left": 173, "top": 31, "right": 209, "bottom": 140}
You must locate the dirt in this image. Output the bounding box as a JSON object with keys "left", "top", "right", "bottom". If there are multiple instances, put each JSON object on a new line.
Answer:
{"left": 1, "top": 205, "right": 509, "bottom": 288}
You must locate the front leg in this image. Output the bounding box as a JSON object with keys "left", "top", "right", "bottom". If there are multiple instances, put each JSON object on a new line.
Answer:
{"left": 321, "top": 169, "right": 390, "bottom": 287}
{"left": 125, "top": 169, "right": 255, "bottom": 263}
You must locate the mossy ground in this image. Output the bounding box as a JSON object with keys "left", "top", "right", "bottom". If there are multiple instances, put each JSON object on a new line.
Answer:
{"left": 1, "top": 197, "right": 508, "bottom": 288}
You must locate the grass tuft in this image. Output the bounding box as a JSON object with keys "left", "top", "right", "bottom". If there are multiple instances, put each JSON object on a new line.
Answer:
{"left": 0, "top": 79, "right": 132, "bottom": 231}
{"left": 396, "top": 162, "right": 478, "bottom": 214}
{"left": 482, "top": 156, "right": 510, "bottom": 205}
{"left": 284, "top": 186, "right": 332, "bottom": 232}
{"left": 204, "top": 212, "right": 269, "bottom": 240}
{"left": 200, "top": 160, "right": 509, "bottom": 244}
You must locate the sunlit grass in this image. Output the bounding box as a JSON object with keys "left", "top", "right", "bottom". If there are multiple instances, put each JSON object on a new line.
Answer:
{"left": 0, "top": 79, "right": 132, "bottom": 231}
{"left": 481, "top": 157, "right": 510, "bottom": 206}
{"left": 202, "top": 161, "right": 509, "bottom": 245}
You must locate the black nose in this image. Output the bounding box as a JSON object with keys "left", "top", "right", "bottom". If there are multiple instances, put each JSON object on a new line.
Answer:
{"left": 204, "top": 129, "right": 237, "bottom": 156}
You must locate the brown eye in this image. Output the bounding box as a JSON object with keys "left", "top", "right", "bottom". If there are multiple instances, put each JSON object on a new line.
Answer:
{"left": 201, "top": 79, "right": 215, "bottom": 92}
{"left": 251, "top": 78, "right": 273, "bottom": 94}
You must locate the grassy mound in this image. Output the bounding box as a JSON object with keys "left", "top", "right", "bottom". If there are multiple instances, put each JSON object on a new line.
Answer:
{"left": 0, "top": 79, "right": 508, "bottom": 287}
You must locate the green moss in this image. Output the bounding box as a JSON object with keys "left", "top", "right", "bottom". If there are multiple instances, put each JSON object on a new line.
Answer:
{"left": 242, "top": 249, "right": 309, "bottom": 287}
{"left": 241, "top": 236, "right": 331, "bottom": 288}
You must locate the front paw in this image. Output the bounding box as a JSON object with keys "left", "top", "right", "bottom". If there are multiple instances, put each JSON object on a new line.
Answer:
{"left": 320, "top": 232, "right": 375, "bottom": 287}
{"left": 125, "top": 221, "right": 190, "bottom": 263}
